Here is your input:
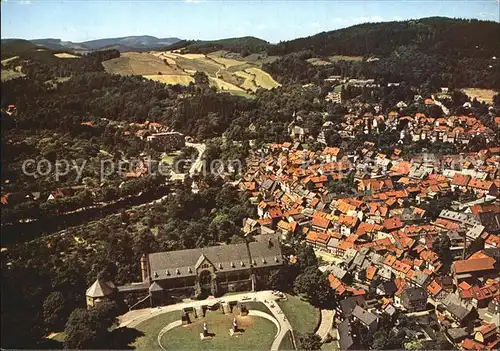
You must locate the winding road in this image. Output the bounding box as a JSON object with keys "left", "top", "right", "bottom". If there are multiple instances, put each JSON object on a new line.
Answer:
{"left": 119, "top": 290, "right": 292, "bottom": 351}
{"left": 185, "top": 142, "right": 206, "bottom": 176}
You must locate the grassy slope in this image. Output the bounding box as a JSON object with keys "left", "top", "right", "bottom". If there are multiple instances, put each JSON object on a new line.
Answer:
{"left": 1, "top": 69, "right": 26, "bottom": 81}
{"left": 245, "top": 67, "right": 281, "bottom": 89}
{"left": 462, "top": 88, "right": 497, "bottom": 103}
{"left": 101, "top": 50, "right": 280, "bottom": 96}
{"left": 277, "top": 294, "right": 320, "bottom": 335}
{"left": 279, "top": 330, "right": 295, "bottom": 350}
{"left": 132, "top": 311, "right": 180, "bottom": 350}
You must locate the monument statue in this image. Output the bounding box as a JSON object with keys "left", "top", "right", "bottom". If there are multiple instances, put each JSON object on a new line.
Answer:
{"left": 233, "top": 317, "right": 238, "bottom": 332}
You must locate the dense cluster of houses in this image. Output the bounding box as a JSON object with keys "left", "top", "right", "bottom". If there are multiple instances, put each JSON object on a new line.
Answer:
{"left": 239, "top": 139, "right": 499, "bottom": 350}
{"left": 289, "top": 108, "right": 496, "bottom": 144}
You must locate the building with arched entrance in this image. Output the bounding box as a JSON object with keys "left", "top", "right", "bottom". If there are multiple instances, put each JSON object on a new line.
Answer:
{"left": 86, "top": 235, "right": 283, "bottom": 308}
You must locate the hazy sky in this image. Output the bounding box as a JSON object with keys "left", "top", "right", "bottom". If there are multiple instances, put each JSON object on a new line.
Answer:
{"left": 1, "top": 0, "right": 499, "bottom": 43}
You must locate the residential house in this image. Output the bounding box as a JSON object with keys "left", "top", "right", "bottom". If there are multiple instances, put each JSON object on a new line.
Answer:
{"left": 451, "top": 256, "right": 497, "bottom": 285}
{"left": 337, "top": 319, "right": 361, "bottom": 351}
{"left": 351, "top": 305, "right": 378, "bottom": 335}
{"left": 376, "top": 281, "right": 398, "bottom": 297}
{"left": 474, "top": 323, "right": 497, "bottom": 345}
{"left": 400, "top": 287, "right": 428, "bottom": 312}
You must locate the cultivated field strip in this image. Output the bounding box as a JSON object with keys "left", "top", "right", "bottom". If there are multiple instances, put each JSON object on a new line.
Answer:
{"left": 102, "top": 50, "right": 281, "bottom": 94}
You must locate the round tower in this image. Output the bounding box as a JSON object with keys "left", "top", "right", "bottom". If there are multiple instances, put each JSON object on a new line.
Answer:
{"left": 140, "top": 254, "right": 150, "bottom": 282}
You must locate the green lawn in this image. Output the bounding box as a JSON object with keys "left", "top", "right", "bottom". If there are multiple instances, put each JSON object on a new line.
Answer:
{"left": 321, "top": 340, "right": 340, "bottom": 351}
{"left": 160, "top": 152, "right": 178, "bottom": 165}
{"left": 278, "top": 330, "right": 295, "bottom": 350}
{"left": 159, "top": 310, "right": 276, "bottom": 351}
{"left": 51, "top": 332, "right": 66, "bottom": 343}
{"left": 1, "top": 69, "right": 25, "bottom": 81}
{"left": 132, "top": 311, "right": 181, "bottom": 350}
{"left": 226, "top": 90, "right": 255, "bottom": 99}
{"left": 278, "top": 294, "right": 320, "bottom": 335}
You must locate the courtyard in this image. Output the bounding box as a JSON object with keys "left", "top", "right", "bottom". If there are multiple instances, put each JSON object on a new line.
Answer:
{"left": 132, "top": 305, "right": 277, "bottom": 350}
{"left": 159, "top": 309, "right": 276, "bottom": 350}
{"left": 121, "top": 290, "right": 321, "bottom": 350}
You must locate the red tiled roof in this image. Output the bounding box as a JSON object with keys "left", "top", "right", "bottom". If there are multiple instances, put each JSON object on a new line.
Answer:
{"left": 462, "top": 338, "right": 486, "bottom": 351}
{"left": 427, "top": 280, "right": 443, "bottom": 296}
{"left": 366, "top": 265, "right": 378, "bottom": 280}
{"left": 312, "top": 215, "right": 330, "bottom": 230}
{"left": 383, "top": 217, "right": 404, "bottom": 230}
{"left": 339, "top": 215, "right": 358, "bottom": 228}
{"left": 268, "top": 207, "right": 283, "bottom": 219}
{"left": 468, "top": 178, "right": 494, "bottom": 191}
{"left": 306, "top": 231, "right": 319, "bottom": 243}
{"left": 383, "top": 254, "right": 397, "bottom": 267}
{"left": 452, "top": 173, "right": 470, "bottom": 187}
{"left": 452, "top": 257, "right": 496, "bottom": 274}
{"left": 316, "top": 231, "right": 330, "bottom": 244}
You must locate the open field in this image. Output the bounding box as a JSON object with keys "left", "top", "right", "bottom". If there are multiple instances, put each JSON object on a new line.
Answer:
{"left": 462, "top": 88, "right": 497, "bottom": 104}
{"left": 307, "top": 58, "right": 333, "bottom": 66}
{"left": 1, "top": 56, "right": 19, "bottom": 66}
{"left": 54, "top": 53, "right": 80, "bottom": 59}
{"left": 102, "top": 50, "right": 282, "bottom": 96}
{"left": 144, "top": 74, "right": 194, "bottom": 85}
{"left": 330, "top": 55, "right": 363, "bottom": 62}
{"left": 277, "top": 294, "right": 320, "bottom": 335}
{"left": 159, "top": 311, "right": 276, "bottom": 351}
{"left": 179, "top": 53, "right": 206, "bottom": 60}
{"left": 103, "top": 52, "right": 185, "bottom": 76}
{"left": 150, "top": 52, "right": 177, "bottom": 65}
{"left": 207, "top": 53, "right": 244, "bottom": 68}
{"left": 1, "top": 69, "right": 25, "bottom": 81}
{"left": 174, "top": 55, "right": 221, "bottom": 76}
{"left": 245, "top": 67, "right": 281, "bottom": 89}
{"left": 235, "top": 71, "right": 258, "bottom": 91}
{"left": 209, "top": 77, "right": 245, "bottom": 92}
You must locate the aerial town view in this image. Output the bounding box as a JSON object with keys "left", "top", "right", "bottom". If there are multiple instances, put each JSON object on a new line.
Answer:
{"left": 1, "top": 0, "right": 499, "bottom": 350}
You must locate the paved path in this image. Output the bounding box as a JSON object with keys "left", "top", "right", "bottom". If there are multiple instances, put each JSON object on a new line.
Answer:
{"left": 186, "top": 142, "right": 206, "bottom": 176}
{"left": 316, "top": 309, "right": 335, "bottom": 342}
{"left": 119, "top": 290, "right": 293, "bottom": 351}
{"left": 314, "top": 249, "right": 344, "bottom": 264}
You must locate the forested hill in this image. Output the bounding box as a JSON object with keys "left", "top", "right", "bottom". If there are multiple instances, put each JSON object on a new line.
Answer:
{"left": 165, "top": 36, "right": 270, "bottom": 55}
{"left": 268, "top": 17, "right": 500, "bottom": 58}
{"left": 1, "top": 39, "right": 42, "bottom": 58}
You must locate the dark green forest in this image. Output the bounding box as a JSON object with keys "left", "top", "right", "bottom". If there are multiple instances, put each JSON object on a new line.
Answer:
{"left": 269, "top": 17, "right": 499, "bottom": 58}
{"left": 265, "top": 17, "right": 500, "bottom": 88}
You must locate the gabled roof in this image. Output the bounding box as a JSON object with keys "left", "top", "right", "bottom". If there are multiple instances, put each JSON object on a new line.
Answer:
{"left": 401, "top": 287, "right": 427, "bottom": 302}
{"left": 149, "top": 281, "right": 164, "bottom": 292}
{"left": 195, "top": 254, "right": 212, "bottom": 270}
{"left": 148, "top": 238, "right": 282, "bottom": 281}
{"left": 352, "top": 305, "right": 377, "bottom": 326}
{"left": 452, "top": 257, "right": 496, "bottom": 274}
{"left": 312, "top": 215, "right": 330, "bottom": 229}
{"left": 427, "top": 280, "right": 443, "bottom": 297}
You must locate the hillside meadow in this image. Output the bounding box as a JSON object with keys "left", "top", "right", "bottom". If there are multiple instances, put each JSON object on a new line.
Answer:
{"left": 101, "top": 50, "right": 281, "bottom": 96}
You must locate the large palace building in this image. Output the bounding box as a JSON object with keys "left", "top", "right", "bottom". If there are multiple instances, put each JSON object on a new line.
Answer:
{"left": 86, "top": 235, "right": 283, "bottom": 308}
